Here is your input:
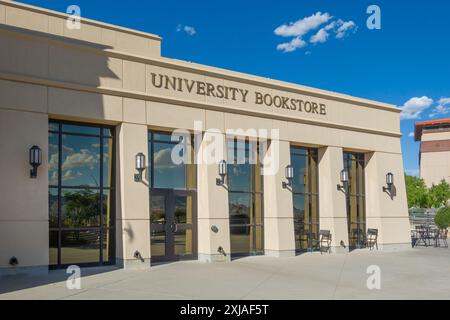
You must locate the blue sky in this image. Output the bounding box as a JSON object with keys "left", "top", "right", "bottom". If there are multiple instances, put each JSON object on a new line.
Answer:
{"left": 20, "top": 0, "right": 450, "bottom": 176}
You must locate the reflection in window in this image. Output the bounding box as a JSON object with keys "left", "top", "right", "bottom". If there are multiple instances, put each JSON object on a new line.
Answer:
{"left": 343, "top": 152, "right": 366, "bottom": 249}
{"left": 291, "top": 146, "right": 319, "bottom": 252}
{"left": 148, "top": 131, "right": 196, "bottom": 190}
{"left": 228, "top": 138, "right": 264, "bottom": 256}
{"left": 48, "top": 121, "right": 115, "bottom": 268}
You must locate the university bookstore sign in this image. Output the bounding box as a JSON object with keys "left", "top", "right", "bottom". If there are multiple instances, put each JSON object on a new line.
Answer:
{"left": 149, "top": 72, "right": 327, "bottom": 115}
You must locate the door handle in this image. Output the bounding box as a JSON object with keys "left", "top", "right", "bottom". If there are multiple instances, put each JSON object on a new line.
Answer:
{"left": 171, "top": 223, "right": 178, "bottom": 233}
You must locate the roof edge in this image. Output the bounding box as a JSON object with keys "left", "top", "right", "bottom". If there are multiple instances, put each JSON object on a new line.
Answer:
{"left": 1, "top": 0, "right": 162, "bottom": 41}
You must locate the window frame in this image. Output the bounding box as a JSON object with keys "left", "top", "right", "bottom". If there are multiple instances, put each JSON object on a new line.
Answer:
{"left": 48, "top": 120, "right": 116, "bottom": 269}
{"left": 290, "top": 146, "right": 320, "bottom": 252}
{"left": 227, "top": 137, "right": 265, "bottom": 256}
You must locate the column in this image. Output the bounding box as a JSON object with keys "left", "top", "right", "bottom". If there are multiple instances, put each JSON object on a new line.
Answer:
{"left": 365, "top": 152, "right": 411, "bottom": 250}
{"left": 0, "top": 109, "right": 49, "bottom": 275}
{"left": 263, "top": 140, "right": 296, "bottom": 257}
{"left": 197, "top": 131, "right": 231, "bottom": 262}
{"left": 318, "top": 146, "right": 349, "bottom": 252}
{"left": 115, "top": 123, "right": 151, "bottom": 269}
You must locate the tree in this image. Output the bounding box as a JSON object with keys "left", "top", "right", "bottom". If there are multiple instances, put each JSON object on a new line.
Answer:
{"left": 435, "top": 206, "right": 450, "bottom": 230}
{"left": 405, "top": 175, "right": 429, "bottom": 208}
{"left": 64, "top": 189, "right": 101, "bottom": 229}
{"left": 428, "top": 180, "right": 450, "bottom": 208}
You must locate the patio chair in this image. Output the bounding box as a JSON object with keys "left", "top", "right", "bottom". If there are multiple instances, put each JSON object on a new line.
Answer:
{"left": 411, "top": 229, "right": 419, "bottom": 247}
{"left": 434, "top": 229, "right": 448, "bottom": 248}
{"left": 414, "top": 225, "right": 429, "bottom": 247}
{"left": 366, "top": 228, "right": 378, "bottom": 250}
{"left": 319, "top": 230, "right": 332, "bottom": 254}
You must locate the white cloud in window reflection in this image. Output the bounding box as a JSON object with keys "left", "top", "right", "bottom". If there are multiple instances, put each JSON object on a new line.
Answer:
{"left": 49, "top": 171, "right": 58, "bottom": 185}
{"left": 154, "top": 148, "right": 178, "bottom": 168}
{"left": 62, "top": 149, "right": 98, "bottom": 170}
{"left": 49, "top": 153, "right": 58, "bottom": 170}
{"left": 62, "top": 169, "right": 82, "bottom": 180}
{"left": 232, "top": 165, "right": 246, "bottom": 176}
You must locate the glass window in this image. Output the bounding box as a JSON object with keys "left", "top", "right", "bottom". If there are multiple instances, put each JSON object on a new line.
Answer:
{"left": 103, "top": 138, "right": 113, "bottom": 188}
{"left": 228, "top": 138, "right": 264, "bottom": 256}
{"left": 49, "top": 188, "right": 58, "bottom": 228}
{"left": 61, "top": 230, "right": 101, "bottom": 265}
{"left": 148, "top": 131, "right": 195, "bottom": 190}
{"left": 48, "top": 132, "right": 59, "bottom": 186}
{"left": 62, "top": 124, "right": 100, "bottom": 136}
{"left": 290, "top": 146, "right": 319, "bottom": 252}
{"left": 49, "top": 231, "right": 58, "bottom": 266}
{"left": 229, "top": 193, "right": 251, "bottom": 225}
{"left": 48, "top": 121, "right": 115, "bottom": 268}
{"left": 343, "top": 152, "right": 366, "bottom": 249}
{"left": 61, "top": 135, "right": 100, "bottom": 187}
{"left": 61, "top": 188, "right": 101, "bottom": 227}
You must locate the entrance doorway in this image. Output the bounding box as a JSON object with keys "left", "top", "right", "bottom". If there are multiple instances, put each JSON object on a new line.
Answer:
{"left": 148, "top": 130, "right": 197, "bottom": 263}
{"left": 150, "top": 189, "right": 197, "bottom": 262}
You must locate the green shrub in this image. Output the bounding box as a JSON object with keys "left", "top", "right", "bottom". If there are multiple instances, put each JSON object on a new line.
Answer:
{"left": 435, "top": 206, "right": 450, "bottom": 229}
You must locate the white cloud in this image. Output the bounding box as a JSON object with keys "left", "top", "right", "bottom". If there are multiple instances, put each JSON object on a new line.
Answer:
{"left": 177, "top": 24, "right": 196, "bottom": 36}
{"left": 399, "top": 96, "right": 433, "bottom": 120}
{"left": 274, "top": 12, "right": 332, "bottom": 37}
{"left": 408, "top": 132, "right": 414, "bottom": 137}
{"left": 62, "top": 169, "right": 82, "bottom": 181}
{"left": 49, "top": 153, "right": 58, "bottom": 170}
{"left": 429, "top": 104, "right": 450, "bottom": 118}
{"left": 277, "top": 36, "right": 307, "bottom": 53}
{"left": 439, "top": 97, "right": 450, "bottom": 106}
{"left": 310, "top": 28, "right": 329, "bottom": 44}
{"left": 335, "top": 20, "right": 357, "bottom": 39}
{"left": 62, "top": 150, "right": 98, "bottom": 170}
{"left": 275, "top": 13, "right": 357, "bottom": 53}
{"left": 153, "top": 148, "right": 172, "bottom": 166}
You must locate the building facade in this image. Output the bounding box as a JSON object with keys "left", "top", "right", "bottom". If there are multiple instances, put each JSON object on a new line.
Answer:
{"left": 415, "top": 118, "right": 450, "bottom": 187}
{"left": 0, "top": 1, "right": 411, "bottom": 274}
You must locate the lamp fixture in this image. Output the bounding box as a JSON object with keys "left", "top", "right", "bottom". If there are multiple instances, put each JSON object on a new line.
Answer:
{"left": 337, "top": 169, "right": 349, "bottom": 193}
{"left": 383, "top": 172, "right": 394, "bottom": 194}
{"left": 282, "top": 164, "right": 294, "bottom": 189}
{"left": 134, "top": 152, "right": 146, "bottom": 182}
{"left": 29, "top": 145, "right": 42, "bottom": 178}
{"left": 216, "top": 160, "right": 227, "bottom": 186}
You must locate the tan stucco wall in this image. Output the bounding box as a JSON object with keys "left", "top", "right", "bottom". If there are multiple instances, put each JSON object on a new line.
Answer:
{"left": 365, "top": 152, "right": 411, "bottom": 246}
{"left": 421, "top": 130, "right": 450, "bottom": 142}
{"left": 419, "top": 131, "right": 450, "bottom": 187}
{"left": 0, "top": 1, "right": 412, "bottom": 271}
{"left": 420, "top": 151, "right": 450, "bottom": 187}
{"left": 318, "top": 146, "right": 349, "bottom": 251}
{"left": 0, "top": 109, "right": 49, "bottom": 269}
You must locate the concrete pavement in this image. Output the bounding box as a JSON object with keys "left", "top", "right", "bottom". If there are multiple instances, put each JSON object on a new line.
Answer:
{"left": 1, "top": 247, "right": 449, "bottom": 300}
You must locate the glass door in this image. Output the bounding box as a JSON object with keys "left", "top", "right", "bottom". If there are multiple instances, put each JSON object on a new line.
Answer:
{"left": 150, "top": 189, "right": 197, "bottom": 262}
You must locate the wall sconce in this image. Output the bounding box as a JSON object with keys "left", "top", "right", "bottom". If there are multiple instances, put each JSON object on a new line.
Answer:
{"left": 383, "top": 172, "right": 395, "bottom": 194}
{"left": 337, "top": 169, "right": 349, "bottom": 193}
{"left": 282, "top": 164, "right": 294, "bottom": 189}
{"left": 29, "top": 145, "right": 42, "bottom": 178}
{"left": 134, "top": 152, "right": 146, "bottom": 182}
{"left": 216, "top": 160, "right": 227, "bottom": 186}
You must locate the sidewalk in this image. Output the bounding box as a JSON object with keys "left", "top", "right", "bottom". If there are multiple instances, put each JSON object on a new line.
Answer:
{"left": 1, "top": 247, "right": 449, "bottom": 300}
